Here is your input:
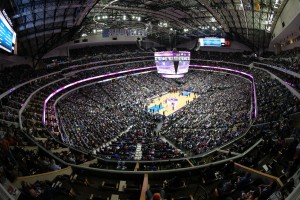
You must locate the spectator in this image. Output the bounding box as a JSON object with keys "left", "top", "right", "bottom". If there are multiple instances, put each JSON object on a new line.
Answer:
{"left": 49, "top": 159, "right": 61, "bottom": 171}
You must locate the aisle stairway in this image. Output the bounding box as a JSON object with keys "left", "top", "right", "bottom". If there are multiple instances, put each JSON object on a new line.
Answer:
{"left": 134, "top": 143, "right": 142, "bottom": 160}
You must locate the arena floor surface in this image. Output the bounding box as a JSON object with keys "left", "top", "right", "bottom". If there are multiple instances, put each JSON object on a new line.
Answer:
{"left": 146, "top": 91, "right": 198, "bottom": 116}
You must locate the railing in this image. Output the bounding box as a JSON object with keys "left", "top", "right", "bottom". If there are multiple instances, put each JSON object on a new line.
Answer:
{"left": 16, "top": 59, "right": 154, "bottom": 128}
{"left": 18, "top": 77, "right": 66, "bottom": 129}
{"left": 252, "top": 63, "right": 300, "bottom": 99}
{"left": 19, "top": 128, "right": 264, "bottom": 174}
{"left": 285, "top": 167, "right": 300, "bottom": 200}
{"left": 0, "top": 71, "right": 60, "bottom": 100}
{"left": 62, "top": 56, "right": 154, "bottom": 73}
{"left": 252, "top": 61, "right": 300, "bottom": 79}
{"left": 42, "top": 65, "right": 156, "bottom": 125}
{"left": 0, "top": 54, "right": 154, "bottom": 101}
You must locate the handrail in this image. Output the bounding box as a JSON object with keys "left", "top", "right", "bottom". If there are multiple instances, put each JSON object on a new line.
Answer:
{"left": 0, "top": 71, "right": 60, "bottom": 100}
{"left": 252, "top": 65, "right": 300, "bottom": 99}
{"left": 0, "top": 55, "right": 154, "bottom": 101}
{"left": 64, "top": 58, "right": 154, "bottom": 76}
{"left": 18, "top": 77, "right": 66, "bottom": 129}
{"left": 13, "top": 167, "right": 73, "bottom": 188}
{"left": 285, "top": 167, "right": 300, "bottom": 200}
{"left": 62, "top": 56, "right": 154, "bottom": 72}
{"left": 252, "top": 61, "right": 300, "bottom": 79}
{"left": 234, "top": 163, "right": 283, "bottom": 187}
{"left": 42, "top": 66, "right": 157, "bottom": 124}
{"left": 286, "top": 183, "right": 300, "bottom": 200}
{"left": 17, "top": 129, "right": 262, "bottom": 175}
{"left": 15, "top": 59, "right": 154, "bottom": 128}
{"left": 70, "top": 139, "right": 264, "bottom": 174}
{"left": 61, "top": 51, "right": 152, "bottom": 68}
{"left": 140, "top": 174, "right": 148, "bottom": 200}
{"left": 190, "top": 59, "right": 249, "bottom": 67}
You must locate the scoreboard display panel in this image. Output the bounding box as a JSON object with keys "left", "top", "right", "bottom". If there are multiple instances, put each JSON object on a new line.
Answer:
{"left": 198, "top": 37, "right": 230, "bottom": 47}
{"left": 155, "top": 52, "right": 175, "bottom": 74}
{"left": 154, "top": 51, "right": 190, "bottom": 76}
{"left": 0, "top": 11, "right": 16, "bottom": 53}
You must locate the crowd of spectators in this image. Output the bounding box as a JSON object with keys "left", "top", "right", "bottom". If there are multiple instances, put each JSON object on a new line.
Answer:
{"left": 1, "top": 46, "right": 298, "bottom": 97}
{"left": 23, "top": 53, "right": 298, "bottom": 163}
{"left": 69, "top": 44, "right": 148, "bottom": 59}
{"left": 0, "top": 122, "right": 66, "bottom": 181}
{"left": 259, "top": 58, "right": 300, "bottom": 73}
{"left": 55, "top": 70, "right": 251, "bottom": 159}
{"left": 191, "top": 51, "right": 255, "bottom": 65}
{"left": 56, "top": 72, "right": 176, "bottom": 159}
{"left": 42, "top": 44, "right": 153, "bottom": 71}
{"left": 0, "top": 64, "right": 64, "bottom": 94}
{"left": 161, "top": 71, "right": 251, "bottom": 155}
{"left": 0, "top": 45, "right": 299, "bottom": 181}
{"left": 250, "top": 68, "right": 300, "bottom": 123}
{"left": 0, "top": 45, "right": 151, "bottom": 95}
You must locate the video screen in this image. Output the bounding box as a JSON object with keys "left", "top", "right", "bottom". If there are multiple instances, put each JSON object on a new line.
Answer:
{"left": 199, "top": 37, "right": 227, "bottom": 47}
{"left": 0, "top": 11, "right": 16, "bottom": 53}
{"left": 177, "top": 59, "right": 190, "bottom": 74}
{"left": 155, "top": 51, "right": 190, "bottom": 75}
{"left": 155, "top": 52, "right": 175, "bottom": 74}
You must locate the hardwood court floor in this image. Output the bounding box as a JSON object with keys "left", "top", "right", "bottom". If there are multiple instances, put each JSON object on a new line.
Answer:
{"left": 147, "top": 92, "right": 198, "bottom": 116}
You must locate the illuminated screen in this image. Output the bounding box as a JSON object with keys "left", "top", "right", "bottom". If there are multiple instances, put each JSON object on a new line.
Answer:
{"left": 154, "top": 52, "right": 175, "bottom": 74}
{"left": 178, "top": 60, "right": 190, "bottom": 74}
{"left": 154, "top": 51, "right": 190, "bottom": 75}
{"left": 199, "top": 38, "right": 226, "bottom": 47}
{"left": 162, "top": 74, "right": 184, "bottom": 78}
{"left": 0, "top": 11, "right": 16, "bottom": 53}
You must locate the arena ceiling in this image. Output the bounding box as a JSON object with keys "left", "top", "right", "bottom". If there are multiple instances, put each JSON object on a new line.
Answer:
{"left": 2, "top": 0, "right": 288, "bottom": 65}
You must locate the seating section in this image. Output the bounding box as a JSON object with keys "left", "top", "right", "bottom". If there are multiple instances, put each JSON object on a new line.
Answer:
{"left": 0, "top": 48, "right": 299, "bottom": 199}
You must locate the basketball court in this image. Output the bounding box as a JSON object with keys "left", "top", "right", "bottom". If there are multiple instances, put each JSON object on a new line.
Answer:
{"left": 146, "top": 91, "right": 198, "bottom": 116}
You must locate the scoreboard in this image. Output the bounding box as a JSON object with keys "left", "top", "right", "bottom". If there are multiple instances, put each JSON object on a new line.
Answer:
{"left": 198, "top": 37, "right": 230, "bottom": 47}
{"left": 154, "top": 51, "right": 190, "bottom": 78}
{"left": 0, "top": 11, "right": 16, "bottom": 54}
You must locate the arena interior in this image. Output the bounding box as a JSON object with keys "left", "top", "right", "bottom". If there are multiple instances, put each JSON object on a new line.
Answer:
{"left": 0, "top": 0, "right": 300, "bottom": 200}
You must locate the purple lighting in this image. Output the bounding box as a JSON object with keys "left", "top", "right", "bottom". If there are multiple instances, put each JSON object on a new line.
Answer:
{"left": 43, "top": 66, "right": 156, "bottom": 124}
{"left": 162, "top": 74, "right": 185, "bottom": 78}
{"left": 43, "top": 65, "right": 257, "bottom": 125}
